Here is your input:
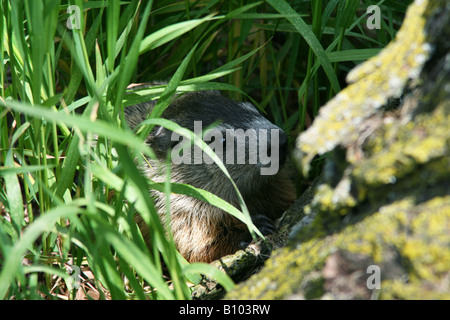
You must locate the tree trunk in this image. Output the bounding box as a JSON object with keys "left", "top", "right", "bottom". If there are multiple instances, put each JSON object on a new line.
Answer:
{"left": 225, "top": 0, "right": 450, "bottom": 300}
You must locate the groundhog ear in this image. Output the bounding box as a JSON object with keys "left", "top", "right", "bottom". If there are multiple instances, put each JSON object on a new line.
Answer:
{"left": 239, "top": 101, "right": 261, "bottom": 114}
{"left": 154, "top": 125, "right": 165, "bottom": 137}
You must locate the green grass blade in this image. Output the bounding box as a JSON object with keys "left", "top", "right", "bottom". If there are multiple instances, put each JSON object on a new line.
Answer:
{"left": 328, "top": 48, "right": 381, "bottom": 62}
{"left": 1, "top": 122, "right": 31, "bottom": 235}
{"left": 114, "top": 0, "right": 153, "bottom": 117}
{"left": 106, "top": 0, "right": 120, "bottom": 73}
{"left": 2, "top": 99, "right": 155, "bottom": 159}
{"left": 183, "top": 262, "right": 235, "bottom": 292}
{"left": 100, "top": 223, "right": 175, "bottom": 299}
{"left": 0, "top": 205, "right": 80, "bottom": 299}
{"left": 267, "top": 0, "right": 340, "bottom": 94}
{"left": 139, "top": 14, "right": 217, "bottom": 54}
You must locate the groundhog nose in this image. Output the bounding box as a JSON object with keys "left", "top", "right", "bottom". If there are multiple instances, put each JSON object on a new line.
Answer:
{"left": 265, "top": 129, "right": 288, "bottom": 164}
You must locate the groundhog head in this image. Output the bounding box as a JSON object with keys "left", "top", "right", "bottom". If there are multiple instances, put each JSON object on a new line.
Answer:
{"left": 125, "top": 91, "right": 289, "bottom": 200}
{"left": 125, "top": 89, "right": 296, "bottom": 262}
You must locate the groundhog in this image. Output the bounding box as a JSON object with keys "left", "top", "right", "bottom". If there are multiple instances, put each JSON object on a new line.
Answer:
{"left": 124, "top": 89, "right": 296, "bottom": 263}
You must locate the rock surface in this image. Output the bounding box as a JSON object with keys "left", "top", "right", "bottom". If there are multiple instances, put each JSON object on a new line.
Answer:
{"left": 225, "top": 0, "right": 450, "bottom": 300}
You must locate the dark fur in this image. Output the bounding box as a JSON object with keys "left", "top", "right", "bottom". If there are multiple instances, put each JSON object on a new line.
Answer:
{"left": 124, "top": 90, "right": 296, "bottom": 262}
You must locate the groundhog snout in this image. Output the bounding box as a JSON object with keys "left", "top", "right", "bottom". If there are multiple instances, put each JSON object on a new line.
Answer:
{"left": 277, "top": 129, "right": 288, "bottom": 166}
{"left": 262, "top": 128, "right": 288, "bottom": 166}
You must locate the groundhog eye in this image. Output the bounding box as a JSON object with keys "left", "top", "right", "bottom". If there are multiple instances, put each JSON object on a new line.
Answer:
{"left": 170, "top": 138, "right": 183, "bottom": 149}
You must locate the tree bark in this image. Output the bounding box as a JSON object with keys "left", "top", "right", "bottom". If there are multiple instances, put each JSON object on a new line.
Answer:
{"left": 225, "top": 0, "right": 450, "bottom": 300}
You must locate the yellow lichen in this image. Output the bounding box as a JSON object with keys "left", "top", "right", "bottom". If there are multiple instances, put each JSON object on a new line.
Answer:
{"left": 380, "top": 279, "right": 450, "bottom": 300}
{"left": 352, "top": 105, "right": 449, "bottom": 187}
{"left": 227, "top": 194, "right": 450, "bottom": 300}
{"left": 226, "top": 0, "right": 449, "bottom": 300}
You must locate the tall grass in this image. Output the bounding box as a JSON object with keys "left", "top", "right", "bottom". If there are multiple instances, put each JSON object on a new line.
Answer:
{"left": 0, "top": 0, "right": 410, "bottom": 299}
